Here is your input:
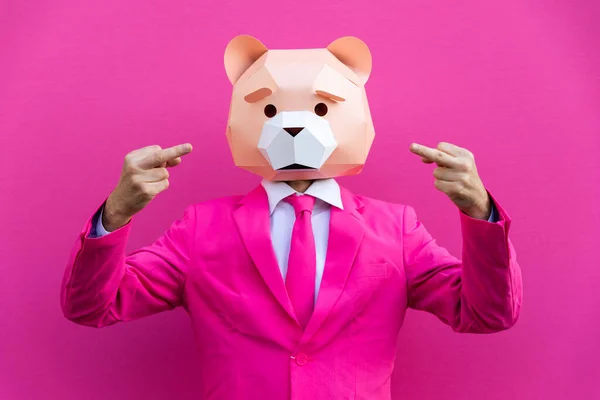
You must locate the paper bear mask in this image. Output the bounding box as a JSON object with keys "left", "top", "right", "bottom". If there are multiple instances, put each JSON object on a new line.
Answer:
{"left": 224, "top": 35, "right": 375, "bottom": 181}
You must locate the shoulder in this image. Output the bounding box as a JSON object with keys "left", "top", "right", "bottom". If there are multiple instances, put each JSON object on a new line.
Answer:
{"left": 343, "top": 188, "right": 421, "bottom": 229}
{"left": 343, "top": 188, "right": 410, "bottom": 216}
{"left": 183, "top": 194, "right": 244, "bottom": 222}
{"left": 188, "top": 194, "right": 243, "bottom": 212}
{"left": 169, "top": 194, "right": 240, "bottom": 228}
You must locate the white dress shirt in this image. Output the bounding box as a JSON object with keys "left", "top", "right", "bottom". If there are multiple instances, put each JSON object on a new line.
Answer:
{"left": 260, "top": 178, "right": 343, "bottom": 301}
{"left": 93, "top": 178, "right": 344, "bottom": 302}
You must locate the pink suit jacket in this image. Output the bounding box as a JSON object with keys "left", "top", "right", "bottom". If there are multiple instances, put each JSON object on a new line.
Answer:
{"left": 61, "top": 185, "right": 522, "bottom": 400}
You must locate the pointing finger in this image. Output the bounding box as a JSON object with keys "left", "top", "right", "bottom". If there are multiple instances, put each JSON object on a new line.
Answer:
{"left": 139, "top": 143, "right": 193, "bottom": 169}
{"left": 410, "top": 143, "right": 461, "bottom": 168}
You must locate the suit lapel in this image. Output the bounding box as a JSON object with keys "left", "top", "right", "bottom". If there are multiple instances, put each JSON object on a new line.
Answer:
{"left": 300, "top": 187, "right": 365, "bottom": 344}
{"left": 233, "top": 185, "right": 299, "bottom": 325}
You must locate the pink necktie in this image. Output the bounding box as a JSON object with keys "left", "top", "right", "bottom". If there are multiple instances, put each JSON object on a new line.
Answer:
{"left": 284, "top": 194, "right": 316, "bottom": 328}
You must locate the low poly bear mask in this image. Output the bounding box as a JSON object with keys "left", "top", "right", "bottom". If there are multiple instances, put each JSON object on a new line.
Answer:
{"left": 224, "top": 35, "right": 375, "bottom": 181}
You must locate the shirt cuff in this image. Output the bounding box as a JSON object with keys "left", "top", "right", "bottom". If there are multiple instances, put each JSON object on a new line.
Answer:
{"left": 89, "top": 205, "right": 112, "bottom": 238}
{"left": 487, "top": 200, "right": 498, "bottom": 223}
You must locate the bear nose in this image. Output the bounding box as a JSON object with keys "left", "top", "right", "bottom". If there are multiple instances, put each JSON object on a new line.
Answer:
{"left": 284, "top": 127, "right": 304, "bottom": 137}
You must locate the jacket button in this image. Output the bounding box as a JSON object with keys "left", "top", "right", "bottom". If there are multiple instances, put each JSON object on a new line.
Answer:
{"left": 294, "top": 353, "right": 308, "bottom": 366}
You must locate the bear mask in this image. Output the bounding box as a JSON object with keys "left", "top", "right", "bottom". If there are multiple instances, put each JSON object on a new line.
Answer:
{"left": 224, "top": 35, "right": 375, "bottom": 181}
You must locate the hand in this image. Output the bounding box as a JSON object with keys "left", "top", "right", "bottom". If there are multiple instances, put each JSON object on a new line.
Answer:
{"left": 409, "top": 142, "right": 491, "bottom": 220}
{"left": 103, "top": 143, "right": 193, "bottom": 231}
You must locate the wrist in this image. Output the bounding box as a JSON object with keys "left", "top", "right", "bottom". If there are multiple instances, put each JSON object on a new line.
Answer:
{"left": 103, "top": 194, "right": 132, "bottom": 231}
{"left": 461, "top": 191, "right": 491, "bottom": 220}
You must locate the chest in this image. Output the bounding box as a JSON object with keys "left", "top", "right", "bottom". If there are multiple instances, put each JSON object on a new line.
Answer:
{"left": 183, "top": 213, "right": 408, "bottom": 349}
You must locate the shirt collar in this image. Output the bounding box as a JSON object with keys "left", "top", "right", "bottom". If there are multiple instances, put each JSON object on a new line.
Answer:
{"left": 261, "top": 178, "right": 344, "bottom": 215}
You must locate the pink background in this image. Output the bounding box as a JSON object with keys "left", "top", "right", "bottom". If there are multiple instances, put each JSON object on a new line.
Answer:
{"left": 1, "top": 0, "right": 599, "bottom": 399}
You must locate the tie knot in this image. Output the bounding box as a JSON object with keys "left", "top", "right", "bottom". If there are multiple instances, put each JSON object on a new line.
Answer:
{"left": 284, "top": 194, "right": 316, "bottom": 215}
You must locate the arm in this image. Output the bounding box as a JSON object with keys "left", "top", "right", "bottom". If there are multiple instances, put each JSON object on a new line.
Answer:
{"left": 60, "top": 202, "right": 195, "bottom": 328}
{"left": 402, "top": 195, "right": 522, "bottom": 333}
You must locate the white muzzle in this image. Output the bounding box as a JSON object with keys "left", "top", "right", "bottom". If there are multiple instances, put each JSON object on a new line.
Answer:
{"left": 257, "top": 111, "right": 337, "bottom": 171}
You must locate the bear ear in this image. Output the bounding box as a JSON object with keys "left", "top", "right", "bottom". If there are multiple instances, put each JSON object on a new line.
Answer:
{"left": 327, "top": 36, "right": 372, "bottom": 84}
{"left": 224, "top": 35, "right": 269, "bottom": 85}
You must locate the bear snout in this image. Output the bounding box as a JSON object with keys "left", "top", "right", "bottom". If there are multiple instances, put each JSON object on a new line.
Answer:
{"left": 283, "top": 127, "right": 304, "bottom": 137}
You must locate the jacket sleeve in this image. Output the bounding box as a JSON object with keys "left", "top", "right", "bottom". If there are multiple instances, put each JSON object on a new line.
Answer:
{"left": 402, "top": 193, "right": 522, "bottom": 333}
{"left": 60, "top": 201, "right": 196, "bottom": 328}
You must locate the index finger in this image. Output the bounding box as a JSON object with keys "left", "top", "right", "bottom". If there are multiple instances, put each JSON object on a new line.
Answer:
{"left": 409, "top": 143, "right": 460, "bottom": 168}
{"left": 139, "top": 143, "right": 193, "bottom": 169}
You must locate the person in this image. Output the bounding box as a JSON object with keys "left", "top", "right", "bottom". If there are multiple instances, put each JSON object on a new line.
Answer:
{"left": 61, "top": 35, "right": 522, "bottom": 400}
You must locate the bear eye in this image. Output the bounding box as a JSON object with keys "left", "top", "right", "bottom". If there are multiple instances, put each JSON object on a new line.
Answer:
{"left": 314, "top": 103, "right": 328, "bottom": 116}
{"left": 264, "top": 104, "right": 277, "bottom": 118}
